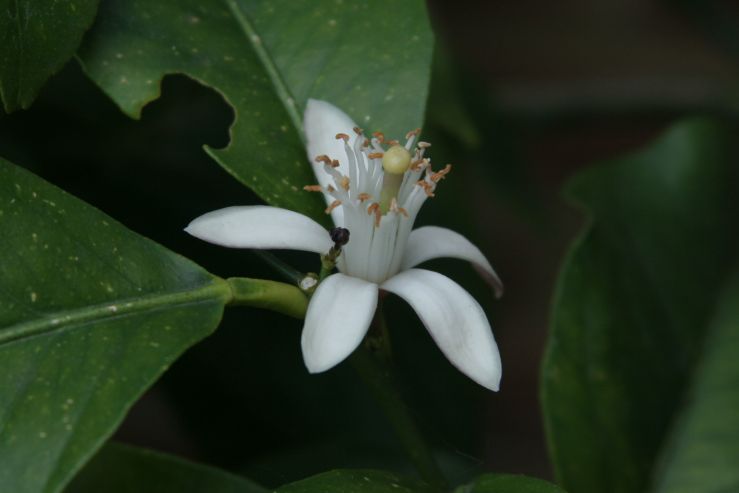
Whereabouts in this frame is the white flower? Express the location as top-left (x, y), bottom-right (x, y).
top-left (185, 99), bottom-right (504, 391)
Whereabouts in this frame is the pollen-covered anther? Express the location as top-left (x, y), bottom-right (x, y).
top-left (335, 133), bottom-right (350, 142)
top-left (389, 198), bottom-right (409, 217)
top-left (363, 138), bottom-right (370, 147)
top-left (315, 155), bottom-right (332, 165)
top-left (358, 193), bottom-right (372, 202)
top-left (430, 164), bottom-right (452, 183)
top-left (410, 158), bottom-right (428, 171)
top-left (387, 139), bottom-right (400, 146)
top-left (353, 126), bottom-right (364, 135)
top-left (366, 202), bottom-right (382, 227)
top-left (372, 131), bottom-right (385, 143)
top-left (405, 128), bottom-right (421, 139)
top-left (326, 184), bottom-right (336, 193)
top-left (417, 180), bottom-right (435, 197)
top-left (368, 152), bottom-right (384, 159)
top-left (330, 159), bottom-right (340, 168)
top-left (303, 185), bottom-right (323, 192)
top-left (340, 176), bottom-right (350, 191)
top-left (325, 199), bottom-right (342, 214)
top-left (417, 141), bottom-right (431, 149)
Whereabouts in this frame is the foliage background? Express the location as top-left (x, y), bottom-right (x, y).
top-left (1, 0), bottom-right (737, 490)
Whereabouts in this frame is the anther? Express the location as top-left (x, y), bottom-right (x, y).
top-left (405, 128), bottom-right (421, 139)
top-left (303, 185), bottom-right (323, 192)
top-left (366, 203), bottom-right (382, 226)
top-left (417, 180), bottom-right (435, 197)
top-left (325, 199), bottom-right (342, 214)
top-left (387, 139), bottom-right (400, 146)
top-left (330, 159), bottom-right (340, 168)
top-left (410, 158), bottom-right (427, 171)
top-left (353, 126), bottom-right (364, 135)
top-left (390, 198), bottom-right (409, 218)
top-left (417, 141), bottom-right (431, 149)
top-left (315, 155), bottom-right (332, 165)
top-left (340, 176), bottom-right (350, 191)
top-left (368, 152), bottom-right (384, 159)
top-left (372, 131), bottom-right (385, 143)
top-left (358, 193), bottom-right (372, 202)
top-left (430, 164), bottom-right (452, 182)
top-left (335, 133), bottom-right (350, 142)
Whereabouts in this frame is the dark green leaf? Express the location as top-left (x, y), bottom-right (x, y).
top-left (542, 119), bottom-right (739, 493)
top-left (275, 470), bottom-right (434, 493)
top-left (651, 271), bottom-right (739, 493)
top-left (66, 442), bottom-right (267, 493)
top-left (455, 474), bottom-right (567, 493)
top-left (0, 157), bottom-right (231, 493)
top-left (0, 0), bottom-right (99, 112)
top-left (78, 0), bottom-right (433, 222)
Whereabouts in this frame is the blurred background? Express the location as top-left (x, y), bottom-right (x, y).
top-left (1, 0), bottom-right (738, 487)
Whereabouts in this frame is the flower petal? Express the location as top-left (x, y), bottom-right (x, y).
top-left (300, 274), bottom-right (379, 373)
top-left (301, 273), bottom-right (379, 373)
top-left (401, 226), bottom-right (504, 298)
top-left (304, 98), bottom-right (358, 226)
top-left (185, 205), bottom-right (332, 254)
top-left (381, 269), bottom-right (501, 391)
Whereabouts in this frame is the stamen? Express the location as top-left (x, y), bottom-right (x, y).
top-left (417, 141), bottom-right (431, 149)
top-left (358, 193), bottom-right (372, 202)
top-left (303, 185), bottom-right (323, 192)
top-left (387, 139), bottom-right (400, 146)
top-left (363, 139), bottom-right (370, 147)
top-left (353, 126), bottom-right (364, 135)
top-left (326, 184), bottom-right (336, 193)
top-left (417, 180), bottom-right (435, 197)
top-left (366, 202), bottom-right (382, 227)
top-left (368, 152), bottom-right (384, 159)
top-left (335, 133), bottom-right (350, 142)
top-left (430, 164), bottom-right (452, 182)
top-left (405, 128), bottom-right (421, 140)
top-left (330, 159), bottom-right (340, 168)
top-left (315, 155), bottom-right (332, 165)
top-left (325, 199), bottom-right (342, 214)
top-left (372, 131), bottom-right (385, 143)
top-left (410, 158), bottom-right (428, 171)
top-left (340, 176), bottom-right (350, 191)
top-left (390, 198), bottom-right (409, 218)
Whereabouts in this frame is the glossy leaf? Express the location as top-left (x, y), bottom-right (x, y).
top-left (455, 474), bottom-right (567, 493)
top-left (0, 157), bottom-right (231, 493)
top-left (66, 442), bottom-right (267, 493)
top-left (78, 0), bottom-right (433, 222)
top-left (0, 0), bottom-right (99, 112)
top-left (542, 119), bottom-right (739, 493)
top-left (275, 470), bottom-right (434, 493)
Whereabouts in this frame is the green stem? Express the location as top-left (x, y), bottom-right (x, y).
top-left (350, 309), bottom-right (447, 490)
top-left (227, 277), bottom-right (307, 319)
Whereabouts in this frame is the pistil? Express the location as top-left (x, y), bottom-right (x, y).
top-left (379, 145), bottom-right (412, 213)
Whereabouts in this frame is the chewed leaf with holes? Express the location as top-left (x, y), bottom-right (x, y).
top-left (78, 0), bottom-right (433, 223)
top-left (0, 157), bottom-right (231, 493)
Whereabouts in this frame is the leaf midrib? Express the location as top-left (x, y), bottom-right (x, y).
top-left (224, 0), bottom-right (304, 140)
top-left (0, 279), bottom-right (231, 345)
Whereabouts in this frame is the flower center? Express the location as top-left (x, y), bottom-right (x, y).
top-left (304, 127), bottom-right (451, 283)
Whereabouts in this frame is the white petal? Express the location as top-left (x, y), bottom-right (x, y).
top-left (301, 273), bottom-right (378, 373)
top-left (185, 206), bottom-right (332, 254)
top-left (381, 269), bottom-right (501, 391)
top-left (401, 226), bottom-right (504, 298)
top-left (304, 99), bottom-right (358, 225)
